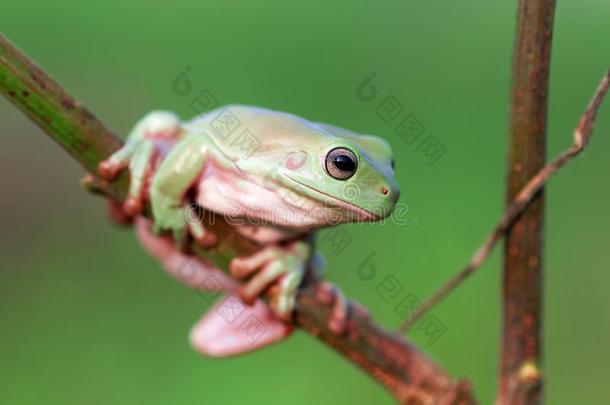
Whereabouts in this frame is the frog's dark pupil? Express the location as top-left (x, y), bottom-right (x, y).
top-left (333, 155), bottom-right (355, 172)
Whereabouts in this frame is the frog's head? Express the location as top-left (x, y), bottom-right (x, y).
top-left (207, 105), bottom-right (400, 229)
top-left (240, 115), bottom-right (400, 228)
top-left (277, 123), bottom-right (400, 225)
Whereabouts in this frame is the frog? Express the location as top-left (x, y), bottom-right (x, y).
top-left (99, 105), bottom-right (399, 356)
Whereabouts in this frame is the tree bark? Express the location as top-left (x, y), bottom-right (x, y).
top-left (499, 1), bottom-right (556, 404)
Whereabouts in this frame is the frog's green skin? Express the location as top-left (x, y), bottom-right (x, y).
top-left (100, 105), bottom-right (399, 325)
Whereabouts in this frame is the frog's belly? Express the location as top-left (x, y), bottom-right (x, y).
top-left (194, 160), bottom-right (321, 238)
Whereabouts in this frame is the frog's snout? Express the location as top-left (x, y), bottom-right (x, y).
top-left (381, 183), bottom-right (400, 205)
top-left (369, 182), bottom-right (399, 220)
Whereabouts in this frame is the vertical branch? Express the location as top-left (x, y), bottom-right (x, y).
top-left (499, 1), bottom-right (556, 404)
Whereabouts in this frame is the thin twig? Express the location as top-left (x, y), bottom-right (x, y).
top-left (0, 34), bottom-right (476, 405)
top-left (399, 71), bottom-right (610, 334)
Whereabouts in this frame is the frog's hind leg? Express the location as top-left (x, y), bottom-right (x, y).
top-left (135, 217), bottom-right (292, 357)
top-left (230, 241), bottom-right (311, 321)
top-left (190, 296), bottom-right (293, 357)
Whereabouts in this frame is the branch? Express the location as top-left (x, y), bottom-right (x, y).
top-left (500, 1), bottom-right (555, 402)
top-left (0, 34), bottom-right (476, 405)
top-left (399, 70), bottom-right (610, 334)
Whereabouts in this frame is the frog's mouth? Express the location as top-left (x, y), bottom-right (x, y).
top-left (285, 175), bottom-right (381, 222)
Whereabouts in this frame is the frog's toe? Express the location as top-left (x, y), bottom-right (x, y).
top-left (150, 206), bottom-right (191, 249)
top-left (124, 140), bottom-right (155, 216)
top-left (185, 204), bottom-right (218, 247)
top-left (123, 196), bottom-right (143, 216)
top-left (230, 243), bottom-right (309, 320)
top-left (98, 158), bottom-right (125, 181)
top-left (98, 141), bottom-right (142, 181)
top-left (316, 281), bottom-right (349, 335)
top-left (239, 260), bottom-right (305, 321)
top-left (229, 246), bottom-right (282, 279)
top-left (238, 261), bottom-right (286, 305)
top-left (189, 223), bottom-right (218, 248)
top-left (106, 199), bottom-right (133, 226)
top-left (272, 270), bottom-right (303, 321)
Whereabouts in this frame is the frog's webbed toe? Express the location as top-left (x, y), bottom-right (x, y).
top-left (230, 242), bottom-right (310, 321)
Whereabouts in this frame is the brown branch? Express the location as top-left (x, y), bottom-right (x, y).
top-left (0, 34), bottom-right (476, 404)
top-left (500, 1), bottom-right (555, 402)
top-left (398, 70), bottom-right (610, 334)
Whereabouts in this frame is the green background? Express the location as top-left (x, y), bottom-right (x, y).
top-left (1, 1), bottom-right (609, 404)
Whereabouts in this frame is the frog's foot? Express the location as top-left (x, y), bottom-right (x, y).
top-left (99, 139), bottom-right (158, 217)
top-left (98, 156), bottom-right (127, 181)
top-left (229, 243), bottom-right (309, 321)
top-left (314, 282), bottom-right (371, 335)
top-left (151, 202), bottom-right (217, 252)
top-left (98, 111), bottom-right (182, 217)
top-left (190, 297), bottom-right (293, 357)
top-left (315, 281), bottom-right (350, 335)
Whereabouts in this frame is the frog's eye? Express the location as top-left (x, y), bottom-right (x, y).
top-left (325, 147), bottom-right (358, 180)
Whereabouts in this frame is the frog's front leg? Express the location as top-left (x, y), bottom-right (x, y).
top-left (149, 133), bottom-right (216, 249)
top-left (98, 111), bottom-right (182, 215)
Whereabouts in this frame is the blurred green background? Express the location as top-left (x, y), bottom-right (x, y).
top-left (1, 1), bottom-right (609, 404)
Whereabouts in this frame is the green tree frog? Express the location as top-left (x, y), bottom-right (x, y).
top-left (99, 105), bottom-right (399, 356)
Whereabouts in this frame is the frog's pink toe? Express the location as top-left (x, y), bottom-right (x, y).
top-left (107, 200), bottom-right (133, 226)
top-left (190, 296), bottom-right (293, 357)
top-left (315, 281), bottom-right (335, 305)
top-left (123, 197), bottom-right (142, 216)
top-left (98, 160), bottom-right (122, 180)
top-left (316, 281), bottom-right (349, 335)
top-left (192, 230), bottom-right (218, 248)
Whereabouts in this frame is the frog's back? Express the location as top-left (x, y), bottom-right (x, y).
top-left (186, 104), bottom-right (334, 157)
top-left (185, 104), bottom-right (394, 177)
